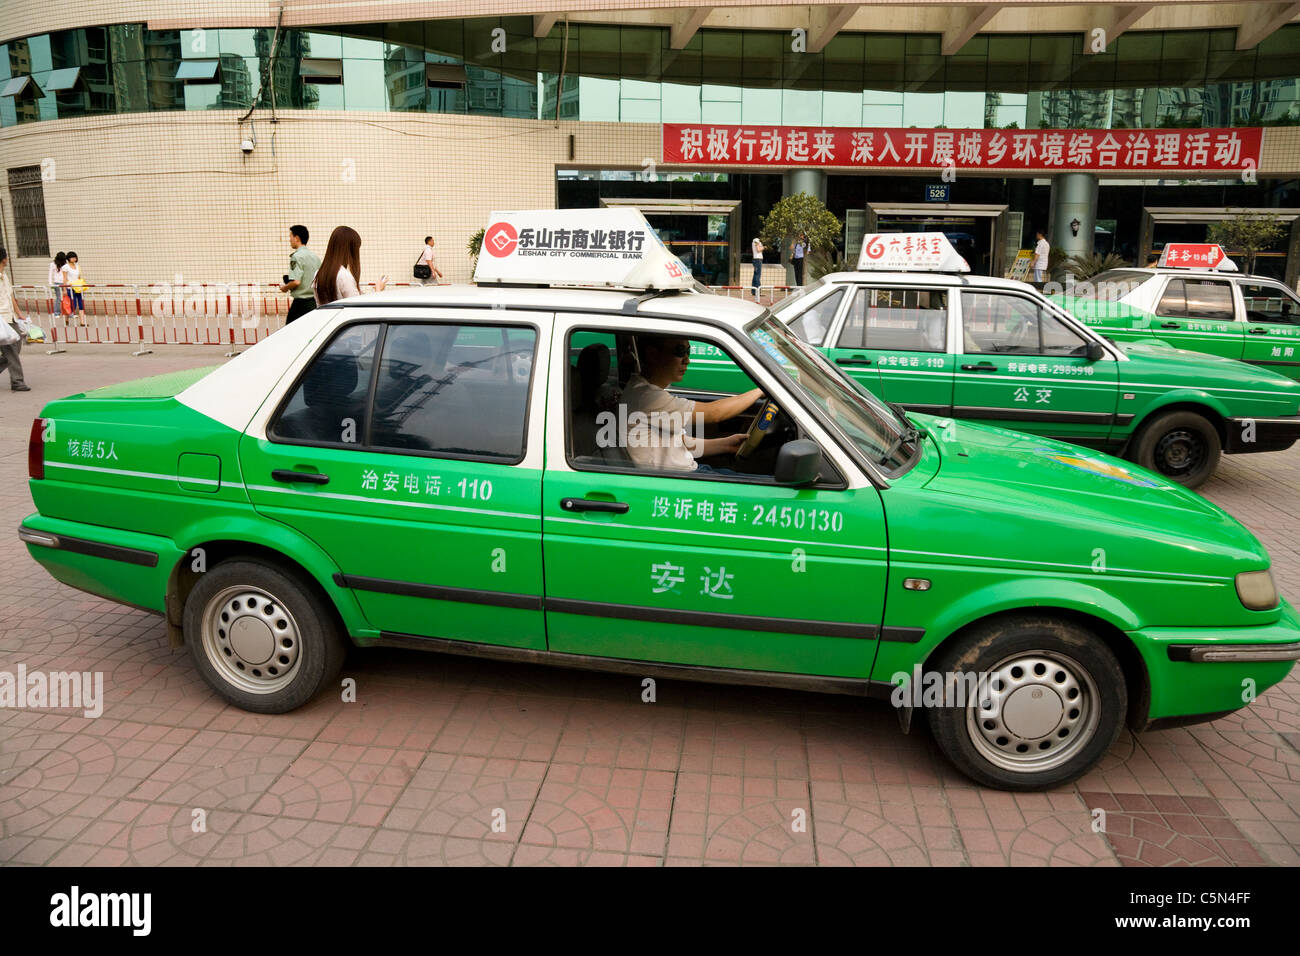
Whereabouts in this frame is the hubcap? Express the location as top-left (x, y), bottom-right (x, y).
top-left (965, 651), bottom-right (1100, 774)
top-left (200, 586), bottom-right (302, 694)
top-left (1154, 428), bottom-right (1204, 476)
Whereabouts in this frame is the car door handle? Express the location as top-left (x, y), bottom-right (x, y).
top-left (1248, 327), bottom-right (1269, 334)
top-left (272, 469), bottom-right (329, 485)
top-left (961, 364), bottom-right (997, 372)
top-left (1160, 322), bottom-right (1181, 329)
top-left (561, 497), bottom-right (629, 514)
top-left (835, 355), bottom-right (873, 366)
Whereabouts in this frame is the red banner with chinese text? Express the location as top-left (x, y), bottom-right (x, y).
top-left (662, 124), bottom-right (1262, 173)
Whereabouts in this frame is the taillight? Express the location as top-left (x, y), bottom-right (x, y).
top-left (28, 418), bottom-right (45, 479)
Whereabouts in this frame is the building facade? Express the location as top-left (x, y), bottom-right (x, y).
top-left (2, 2), bottom-right (1298, 291)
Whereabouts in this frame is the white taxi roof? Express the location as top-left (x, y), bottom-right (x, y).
top-left (814, 271), bottom-right (1032, 292)
top-left (333, 282), bottom-right (766, 329)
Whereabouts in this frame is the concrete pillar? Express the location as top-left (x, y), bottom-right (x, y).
top-left (779, 169), bottom-right (827, 285)
top-left (1047, 172), bottom-right (1098, 277)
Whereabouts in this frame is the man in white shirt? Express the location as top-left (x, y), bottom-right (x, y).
top-left (417, 236), bottom-right (442, 286)
top-left (751, 237), bottom-right (764, 298)
top-left (1033, 230), bottom-right (1050, 283)
top-left (623, 336), bottom-right (760, 473)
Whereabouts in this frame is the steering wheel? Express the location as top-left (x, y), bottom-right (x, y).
top-left (736, 396), bottom-right (783, 459)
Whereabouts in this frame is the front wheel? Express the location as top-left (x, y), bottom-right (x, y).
top-left (183, 558), bottom-right (347, 713)
top-left (927, 615), bottom-right (1127, 791)
top-left (1130, 410), bottom-right (1221, 488)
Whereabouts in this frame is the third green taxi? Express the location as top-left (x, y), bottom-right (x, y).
top-left (18, 209), bottom-right (1300, 791)
top-left (683, 234), bottom-right (1300, 489)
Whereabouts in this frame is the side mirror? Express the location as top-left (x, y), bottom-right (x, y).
top-left (774, 439), bottom-right (822, 486)
top-left (1085, 341), bottom-right (1105, 362)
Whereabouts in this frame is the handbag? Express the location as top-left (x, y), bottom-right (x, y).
top-left (413, 249), bottom-right (432, 280)
top-left (0, 321), bottom-right (18, 347)
top-left (60, 291), bottom-right (72, 316)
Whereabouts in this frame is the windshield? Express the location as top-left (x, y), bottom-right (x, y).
top-left (770, 281), bottom-right (820, 316)
top-left (746, 315), bottom-right (919, 472)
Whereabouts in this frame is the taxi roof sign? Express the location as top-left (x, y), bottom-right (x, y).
top-left (857, 233), bottom-right (970, 273)
top-left (473, 208), bottom-right (694, 291)
top-left (1156, 243), bottom-right (1238, 271)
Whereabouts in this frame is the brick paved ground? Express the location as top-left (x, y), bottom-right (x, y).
top-left (1, 345), bottom-right (1297, 866)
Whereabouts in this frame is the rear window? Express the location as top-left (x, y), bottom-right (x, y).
top-left (838, 287), bottom-right (947, 352)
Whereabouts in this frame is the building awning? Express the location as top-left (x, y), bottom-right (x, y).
top-left (0, 76), bottom-right (43, 100)
top-left (300, 58), bottom-right (343, 84)
top-left (425, 63), bottom-right (467, 90)
top-left (44, 67), bottom-right (84, 92)
top-left (175, 59), bottom-right (221, 83)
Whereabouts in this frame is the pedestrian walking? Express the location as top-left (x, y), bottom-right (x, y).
top-left (0, 247), bottom-right (32, 392)
top-left (751, 236), bottom-right (764, 298)
top-left (60, 251), bottom-right (87, 325)
top-left (415, 236), bottom-right (442, 286)
top-left (280, 224), bottom-right (321, 324)
top-left (1033, 229), bottom-right (1050, 283)
top-left (791, 233), bottom-right (807, 286)
top-left (48, 251), bottom-right (66, 321)
top-left (313, 226), bottom-right (387, 306)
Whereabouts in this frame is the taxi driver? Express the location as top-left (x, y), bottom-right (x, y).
top-left (621, 335), bottom-right (762, 472)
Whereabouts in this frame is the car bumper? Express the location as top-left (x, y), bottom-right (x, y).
top-left (18, 515), bottom-right (183, 615)
top-left (1225, 415), bottom-right (1300, 454)
top-left (1130, 599), bottom-right (1300, 722)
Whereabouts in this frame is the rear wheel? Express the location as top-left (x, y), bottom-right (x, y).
top-left (183, 558), bottom-right (346, 713)
top-left (927, 615), bottom-right (1126, 791)
top-left (1131, 410), bottom-right (1221, 488)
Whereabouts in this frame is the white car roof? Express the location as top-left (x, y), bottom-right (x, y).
top-left (817, 271), bottom-right (1038, 292)
top-left (1104, 267), bottom-right (1275, 281)
top-left (334, 283), bottom-right (767, 328)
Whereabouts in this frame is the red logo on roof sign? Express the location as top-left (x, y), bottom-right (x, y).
top-left (485, 221), bottom-right (519, 258)
top-left (1157, 243), bottom-right (1231, 269)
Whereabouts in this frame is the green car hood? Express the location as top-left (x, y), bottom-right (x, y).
top-left (908, 413), bottom-right (1269, 564)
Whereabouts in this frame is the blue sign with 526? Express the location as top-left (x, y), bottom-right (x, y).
top-left (924, 184), bottom-right (951, 202)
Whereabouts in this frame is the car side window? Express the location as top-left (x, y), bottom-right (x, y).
top-left (961, 292), bottom-right (1087, 356)
top-left (370, 323), bottom-right (537, 461)
top-left (1155, 278), bottom-right (1188, 317)
top-left (786, 288), bottom-right (844, 346)
top-left (271, 323), bottom-right (380, 444)
top-left (565, 327), bottom-right (840, 486)
top-left (1181, 279), bottom-right (1235, 321)
top-left (838, 287), bottom-right (947, 352)
top-left (1238, 281), bottom-right (1300, 326)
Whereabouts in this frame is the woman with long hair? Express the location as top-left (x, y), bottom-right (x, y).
top-left (313, 226), bottom-right (387, 306)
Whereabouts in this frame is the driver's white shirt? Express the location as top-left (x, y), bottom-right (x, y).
top-left (622, 373), bottom-right (698, 472)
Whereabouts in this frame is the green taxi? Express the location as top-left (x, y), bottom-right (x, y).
top-left (18, 210), bottom-right (1300, 791)
top-left (1053, 245), bottom-right (1300, 383)
top-left (680, 235), bottom-right (1300, 489)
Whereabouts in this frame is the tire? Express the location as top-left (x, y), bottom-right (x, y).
top-left (927, 615), bottom-right (1126, 791)
top-left (1130, 410), bottom-right (1221, 489)
top-left (183, 558), bottom-right (346, 713)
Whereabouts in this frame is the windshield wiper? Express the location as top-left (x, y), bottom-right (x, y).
top-left (880, 425), bottom-right (921, 465)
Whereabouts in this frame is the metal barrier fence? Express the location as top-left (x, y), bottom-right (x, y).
top-left (12, 281), bottom-right (788, 356)
top-left (14, 282), bottom-right (426, 355)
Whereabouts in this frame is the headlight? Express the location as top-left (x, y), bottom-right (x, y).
top-left (1235, 570), bottom-right (1278, 611)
